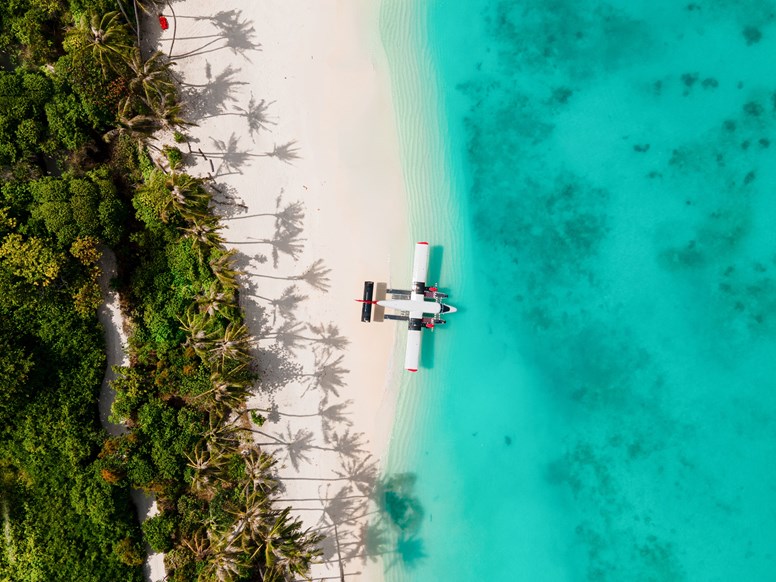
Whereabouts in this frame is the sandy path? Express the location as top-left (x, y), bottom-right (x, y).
top-left (97, 249), bottom-right (166, 582)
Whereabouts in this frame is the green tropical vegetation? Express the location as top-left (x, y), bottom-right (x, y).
top-left (0, 1), bottom-right (323, 580)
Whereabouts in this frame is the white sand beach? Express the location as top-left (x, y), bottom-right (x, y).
top-left (150, 1), bottom-right (410, 579)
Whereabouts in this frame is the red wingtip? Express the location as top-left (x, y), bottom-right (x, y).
top-left (406, 368), bottom-right (418, 372)
top-left (418, 241), bottom-right (429, 245)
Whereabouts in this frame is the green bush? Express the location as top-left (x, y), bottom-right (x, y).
top-left (142, 512), bottom-right (177, 553)
top-left (133, 169), bottom-right (169, 229)
top-left (15, 118), bottom-right (44, 155)
top-left (0, 232), bottom-right (65, 286)
top-left (29, 171), bottom-right (127, 247)
top-left (0, 327), bottom-right (34, 425)
top-left (1, 180), bottom-right (32, 212)
top-left (4, 6), bottom-right (60, 64)
top-left (45, 92), bottom-right (91, 151)
top-left (109, 134), bottom-right (143, 183)
top-left (88, 166), bottom-right (127, 244)
top-left (114, 537), bottom-right (145, 567)
top-left (70, 178), bottom-right (101, 233)
top-left (164, 146), bottom-right (184, 170)
top-left (126, 455), bottom-right (155, 487)
top-left (69, 464), bottom-right (118, 528)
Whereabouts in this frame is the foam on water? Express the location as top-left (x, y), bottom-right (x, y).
top-left (379, 1), bottom-right (776, 580)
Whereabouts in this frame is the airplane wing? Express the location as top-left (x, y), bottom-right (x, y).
top-left (404, 242), bottom-right (429, 372)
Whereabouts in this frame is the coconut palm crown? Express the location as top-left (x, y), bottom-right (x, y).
top-left (65, 11), bottom-right (132, 74)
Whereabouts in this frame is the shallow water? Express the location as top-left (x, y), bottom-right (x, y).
top-left (380, 1), bottom-right (776, 580)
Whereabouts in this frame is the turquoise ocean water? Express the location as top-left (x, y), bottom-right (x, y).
top-left (379, 1), bottom-right (776, 580)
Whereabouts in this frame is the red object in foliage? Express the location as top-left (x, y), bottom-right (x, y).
top-left (158, 15), bottom-right (169, 31)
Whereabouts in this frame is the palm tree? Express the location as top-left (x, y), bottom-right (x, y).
top-left (242, 448), bottom-right (279, 495)
top-left (227, 486), bottom-right (273, 543)
top-left (197, 281), bottom-right (235, 319)
top-left (179, 304), bottom-right (217, 359)
top-left (160, 171), bottom-right (211, 222)
top-left (103, 98), bottom-right (160, 148)
top-left (66, 11), bottom-right (132, 74)
top-left (124, 48), bottom-right (177, 110)
top-left (152, 93), bottom-right (193, 131)
top-left (185, 442), bottom-right (232, 496)
top-left (257, 508), bottom-right (323, 581)
top-left (202, 415), bottom-right (242, 450)
top-left (182, 214), bottom-right (225, 258)
top-left (181, 528), bottom-right (211, 561)
top-left (134, 0), bottom-right (166, 15)
top-left (192, 370), bottom-right (250, 411)
top-left (208, 321), bottom-right (253, 367)
top-left (200, 541), bottom-right (246, 582)
top-left (209, 249), bottom-right (242, 290)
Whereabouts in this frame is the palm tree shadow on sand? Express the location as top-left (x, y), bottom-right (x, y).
top-left (205, 180), bottom-right (248, 217)
top-left (253, 343), bottom-right (303, 393)
top-left (224, 192), bottom-right (307, 267)
top-left (200, 134), bottom-right (302, 177)
top-left (245, 258), bottom-right (332, 294)
top-left (168, 9), bottom-right (262, 61)
top-left (179, 62), bottom-right (247, 119)
top-left (196, 10), bottom-right (262, 59)
top-left (221, 190), bottom-right (305, 228)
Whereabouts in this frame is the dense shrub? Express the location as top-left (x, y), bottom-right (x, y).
top-left (0, 1), bottom-right (62, 64)
top-left (0, 7), bottom-right (142, 580)
top-left (45, 92), bottom-right (91, 151)
top-left (30, 170), bottom-right (127, 248)
top-left (142, 512), bottom-right (177, 553)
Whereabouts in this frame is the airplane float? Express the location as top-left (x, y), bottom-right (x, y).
top-left (357, 242), bottom-right (457, 372)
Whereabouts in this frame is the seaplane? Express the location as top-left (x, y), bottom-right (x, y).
top-left (357, 242), bottom-right (457, 372)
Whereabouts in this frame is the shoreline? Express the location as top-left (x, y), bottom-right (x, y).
top-left (154, 1), bottom-right (412, 579)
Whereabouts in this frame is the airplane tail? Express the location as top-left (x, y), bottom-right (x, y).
top-left (360, 281), bottom-right (375, 322)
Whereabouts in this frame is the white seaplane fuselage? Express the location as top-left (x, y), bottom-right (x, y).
top-left (377, 299), bottom-right (448, 314)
